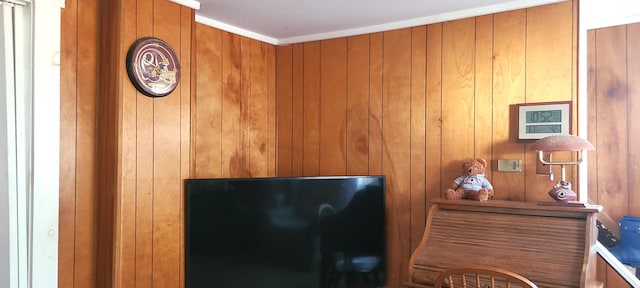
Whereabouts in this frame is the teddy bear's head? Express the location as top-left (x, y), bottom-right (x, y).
top-left (462, 158), bottom-right (488, 176)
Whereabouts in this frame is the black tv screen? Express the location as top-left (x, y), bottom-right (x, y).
top-left (185, 176), bottom-right (386, 288)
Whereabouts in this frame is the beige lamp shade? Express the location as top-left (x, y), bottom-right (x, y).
top-left (530, 134), bottom-right (595, 152)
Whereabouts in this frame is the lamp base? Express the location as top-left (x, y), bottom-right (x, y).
top-left (547, 180), bottom-right (577, 201)
top-left (537, 180), bottom-right (585, 207)
top-left (537, 200), bottom-right (587, 207)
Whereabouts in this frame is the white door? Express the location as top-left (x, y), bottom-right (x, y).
top-left (1, 0), bottom-right (61, 287)
top-left (1, 1), bottom-right (31, 287)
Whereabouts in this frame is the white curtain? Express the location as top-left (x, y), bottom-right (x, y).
top-left (0, 1), bottom-right (31, 287)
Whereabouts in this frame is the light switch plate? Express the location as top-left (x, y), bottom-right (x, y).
top-left (497, 159), bottom-right (521, 172)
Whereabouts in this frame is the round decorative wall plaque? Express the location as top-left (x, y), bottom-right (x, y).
top-left (126, 37), bottom-right (180, 97)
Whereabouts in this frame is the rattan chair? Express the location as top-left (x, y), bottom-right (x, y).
top-left (434, 265), bottom-right (539, 288)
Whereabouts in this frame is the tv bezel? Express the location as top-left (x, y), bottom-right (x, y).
top-left (184, 175), bottom-right (387, 288)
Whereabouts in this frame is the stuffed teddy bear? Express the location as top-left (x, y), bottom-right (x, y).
top-left (445, 158), bottom-right (494, 201)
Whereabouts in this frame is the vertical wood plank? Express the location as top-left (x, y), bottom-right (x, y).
top-left (587, 29), bottom-right (598, 204)
top-left (59, 0), bottom-right (78, 286)
top-left (248, 41), bottom-right (271, 177)
top-left (268, 44), bottom-right (277, 177)
top-left (426, 23), bottom-right (443, 201)
top-left (369, 33), bottom-right (384, 176)
top-left (132, 0), bottom-right (153, 286)
top-left (221, 32), bottom-right (243, 177)
top-left (474, 15), bottom-right (494, 175)
top-left (303, 41), bottom-right (321, 176)
top-left (152, 1), bottom-right (182, 286)
top-left (119, 0), bottom-right (139, 285)
top-left (524, 2), bottom-right (574, 202)
top-left (382, 28), bottom-right (412, 287)
top-left (276, 45), bottom-right (293, 176)
top-left (320, 38), bottom-right (347, 175)
top-left (194, 24), bottom-right (222, 178)
top-left (441, 18), bottom-right (476, 189)
top-left (525, 2), bottom-right (573, 102)
top-left (292, 43), bottom-right (305, 176)
top-left (595, 26), bottom-right (629, 222)
top-left (347, 35), bottom-right (370, 176)
top-left (596, 255), bottom-right (607, 285)
top-left (409, 26), bottom-right (426, 251)
top-left (240, 36), bottom-right (253, 177)
top-left (179, 7), bottom-right (193, 287)
top-left (571, 1), bottom-right (579, 188)
top-left (95, 0), bottom-right (123, 285)
top-left (76, 0), bottom-right (99, 285)
top-left (627, 23), bottom-right (640, 216)
top-left (492, 10), bottom-right (526, 200)
top-left (606, 265), bottom-right (633, 288)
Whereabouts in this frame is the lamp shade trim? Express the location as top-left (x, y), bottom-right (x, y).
top-left (530, 134), bottom-right (595, 152)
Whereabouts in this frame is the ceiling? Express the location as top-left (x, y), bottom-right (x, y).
top-left (179, 0), bottom-right (565, 45)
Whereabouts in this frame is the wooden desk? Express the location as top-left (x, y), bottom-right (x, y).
top-left (405, 199), bottom-right (603, 288)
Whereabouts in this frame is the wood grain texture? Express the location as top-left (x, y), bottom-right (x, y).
top-left (276, 45), bottom-right (293, 176)
top-left (152, 2), bottom-right (183, 287)
top-left (268, 44), bottom-right (277, 177)
top-left (240, 37), bottom-right (253, 177)
top-left (369, 33), bottom-right (384, 176)
top-left (382, 28), bottom-right (412, 288)
top-left (303, 41), bottom-right (321, 176)
top-left (474, 15), bottom-right (494, 175)
top-left (248, 41), bottom-right (272, 177)
top-left (118, 0), bottom-right (139, 285)
top-left (595, 254), bottom-right (635, 288)
top-left (320, 38), bottom-right (348, 175)
top-left (194, 24), bottom-right (222, 178)
top-left (425, 24), bottom-right (443, 202)
top-left (347, 35), bottom-right (370, 176)
top-left (221, 32), bottom-right (243, 177)
top-left (76, 0), bottom-right (100, 285)
top-left (491, 10), bottom-right (526, 200)
top-left (407, 200), bottom-right (602, 288)
top-left (292, 43), bottom-right (304, 176)
top-left (95, 0), bottom-right (122, 286)
top-left (587, 22), bottom-right (640, 288)
top-left (179, 8), bottom-right (194, 287)
top-left (410, 26), bottom-right (427, 252)
top-left (59, 0), bottom-right (79, 286)
top-left (57, 0), bottom-right (635, 287)
top-left (627, 23), bottom-right (640, 217)
top-left (587, 29), bottom-right (598, 205)
top-left (75, 0), bottom-right (99, 282)
top-left (524, 1), bottom-right (575, 202)
top-left (271, 3), bottom-right (586, 287)
top-left (441, 18), bottom-right (476, 188)
top-left (606, 265), bottom-right (633, 288)
top-left (596, 255), bottom-right (606, 285)
top-left (593, 25), bottom-right (629, 222)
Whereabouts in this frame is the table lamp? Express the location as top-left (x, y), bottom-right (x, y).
top-left (530, 134), bottom-right (595, 205)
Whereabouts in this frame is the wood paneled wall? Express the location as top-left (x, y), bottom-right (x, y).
top-left (59, 0), bottom-right (637, 287)
top-left (192, 24), bottom-right (277, 178)
top-left (587, 23), bottom-right (640, 287)
top-left (275, 1), bottom-right (577, 286)
top-left (60, 0), bottom-right (193, 287)
top-left (60, 0), bottom-right (99, 286)
top-left (587, 23), bottom-right (640, 221)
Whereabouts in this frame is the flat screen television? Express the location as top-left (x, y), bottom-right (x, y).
top-left (185, 176), bottom-right (386, 288)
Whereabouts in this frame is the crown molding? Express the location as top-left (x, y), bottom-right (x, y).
top-left (195, 15), bottom-right (279, 45)
top-left (169, 0), bottom-right (200, 10)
